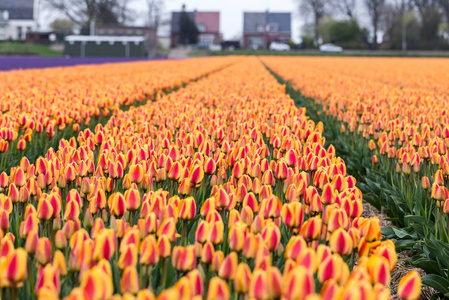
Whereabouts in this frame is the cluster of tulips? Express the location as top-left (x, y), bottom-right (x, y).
top-left (0, 57), bottom-right (236, 158)
top-left (263, 56), bottom-right (449, 242)
top-left (0, 57), bottom-right (421, 299)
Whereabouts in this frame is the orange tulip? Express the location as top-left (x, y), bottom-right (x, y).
top-left (397, 270), bottom-right (422, 300)
top-left (121, 266), bottom-right (140, 294)
top-left (207, 277), bottom-right (230, 300)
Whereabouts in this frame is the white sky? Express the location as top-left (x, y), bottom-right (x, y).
top-left (38, 0), bottom-right (372, 43)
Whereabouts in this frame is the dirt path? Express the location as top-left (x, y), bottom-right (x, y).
top-left (362, 200), bottom-right (436, 299)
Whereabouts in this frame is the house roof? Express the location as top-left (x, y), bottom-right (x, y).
top-left (65, 35), bottom-right (145, 43)
top-left (194, 12), bottom-right (219, 33)
top-left (0, 0), bottom-right (34, 20)
top-left (171, 11), bottom-right (220, 34)
top-left (243, 12), bottom-right (291, 34)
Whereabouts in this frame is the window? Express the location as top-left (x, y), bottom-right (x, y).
top-left (197, 23), bottom-right (206, 32)
top-left (249, 37), bottom-right (263, 46)
top-left (256, 24), bottom-right (264, 32)
top-left (0, 27), bottom-right (5, 38)
top-left (98, 29), bottom-right (105, 35)
top-left (136, 30), bottom-right (143, 35)
top-left (0, 10), bottom-right (8, 21)
top-left (108, 29), bottom-right (114, 35)
top-left (127, 29), bottom-right (133, 35)
top-left (17, 26), bottom-right (23, 39)
top-left (266, 23), bottom-right (278, 32)
top-left (26, 27), bottom-right (32, 33)
top-left (117, 29), bottom-right (124, 35)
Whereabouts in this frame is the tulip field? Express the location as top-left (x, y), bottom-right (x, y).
top-left (0, 56), bottom-right (427, 300)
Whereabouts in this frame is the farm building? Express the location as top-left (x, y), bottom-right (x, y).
top-left (64, 35), bottom-right (146, 58)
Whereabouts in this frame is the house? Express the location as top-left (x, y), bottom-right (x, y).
top-left (95, 26), bottom-right (157, 55)
top-left (170, 10), bottom-right (221, 48)
top-left (0, 0), bottom-right (38, 41)
top-left (243, 11), bottom-right (291, 49)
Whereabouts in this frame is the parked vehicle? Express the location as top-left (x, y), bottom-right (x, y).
top-left (209, 44), bottom-right (222, 51)
top-left (269, 42), bottom-right (291, 51)
top-left (319, 43), bottom-right (343, 53)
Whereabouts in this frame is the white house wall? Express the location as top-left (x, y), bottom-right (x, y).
top-left (0, 19), bottom-right (37, 41)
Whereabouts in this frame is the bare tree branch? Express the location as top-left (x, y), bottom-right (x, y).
top-left (298, 0), bottom-right (326, 44)
top-left (330, 0), bottom-right (356, 19)
top-left (365, 0), bottom-right (386, 48)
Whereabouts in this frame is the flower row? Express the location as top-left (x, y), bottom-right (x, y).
top-left (0, 57), bottom-right (420, 299)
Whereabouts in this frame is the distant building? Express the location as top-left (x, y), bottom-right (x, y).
top-left (170, 10), bottom-right (221, 48)
top-left (95, 26), bottom-right (156, 55)
top-left (243, 11), bottom-right (291, 49)
top-left (26, 31), bottom-right (55, 44)
top-left (64, 35), bottom-right (146, 58)
top-left (0, 0), bottom-right (38, 40)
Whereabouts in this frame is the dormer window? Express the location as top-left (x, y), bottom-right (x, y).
top-left (266, 23), bottom-right (278, 32)
top-left (256, 24), bottom-right (264, 32)
top-left (0, 10), bottom-right (9, 20)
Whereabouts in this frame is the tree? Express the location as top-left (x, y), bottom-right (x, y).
top-left (317, 15), bottom-right (335, 43)
top-left (382, 2), bottom-right (420, 50)
top-left (329, 19), bottom-right (363, 43)
top-left (411, 0), bottom-right (442, 44)
top-left (298, 0), bottom-right (326, 44)
top-left (438, 0), bottom-right (449, 32)
top-left (364, 0), bottom-right (386, 49)
top-left (330, 0), bottom-right (356, 19)
top-left (179, 6), bottom-right (199, 45)
top-left (147, 0), bottom-right (165, 33)
top-left (50, 19), bottom-right (75, 35)
top-left (44, 0), bottom-right (132, 32)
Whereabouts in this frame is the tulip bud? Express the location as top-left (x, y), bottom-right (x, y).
top-left (4, 248), bottom-right (28, 283)
top-left (421, 176), bottom-right (430, 190)
top-left (261, 223), bottom-right (281, 252)
top-left (36, 237), bottom-right (52, 265)
top-left (55, 230), bottom-right (67, 249)
top-left (118, 244), bottom-right (138, 269)
top-left (64, 199), bottom-right (80, 221)
top-left (201, 241), bottom-right (215, 264)
top-left (178, 197), bottom-right (197, 220)
top-left (128, 164), bottom-right (144, 184)
top-left (300, 217), bottom-right (322, 241)
top-left (329, 229), bottom-right (353, 256)
top-left (25, 230), bottom-right (39, 254)
top-left (211, 251), bottom-right (224, 272)
top-left (53, 250), bottom-right (67, 276)
top-left (121, 266), bottom-right (140, 294)
top-left (109, 192), bottom-right (126, 217)
top-left (139, 235), bottom-right (159, 266)
top-left (218, 251), bottom-right (238, 280)
top-left (398, 270), bottom-right (422, 300)
top-left (283, 266), bottom-right (314, 300)
top-left (207, 277), bottom-right (230, 300)
top-left (367, 255), bottom-right (391, 286)
top-left (124, 188), bottom-right (141, 211)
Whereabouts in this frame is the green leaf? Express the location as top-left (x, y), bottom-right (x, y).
top-left (422, 274), bottom-right (449, 294)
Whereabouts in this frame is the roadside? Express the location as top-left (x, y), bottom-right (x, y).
top-left (0, 42), bottom-right (63, 57)
top-left (192, 49), bottom-right (449, 58)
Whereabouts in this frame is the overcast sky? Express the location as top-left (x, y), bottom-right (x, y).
top-left (39, 0), bottom-right (371, 43)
